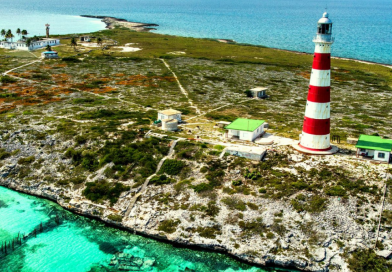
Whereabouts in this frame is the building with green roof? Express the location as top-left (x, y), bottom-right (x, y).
top-left (225, 118), bottom-right (266, 141)
top-left (355, 134), bottom-right (392, 162)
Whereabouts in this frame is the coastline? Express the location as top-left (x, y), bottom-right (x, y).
top-left (81, 15), bottom-right (159, 32)
top-left (81, 15), bottom-right (392, 68)
top-left (0, 184), bottom-right (298, 272)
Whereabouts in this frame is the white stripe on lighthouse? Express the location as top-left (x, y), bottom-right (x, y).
top-left (301, 132), bottom-right (330, 149)
top-left (314, 43), bottom-right (332, 54)
top-left (304, 101), bottom-right (330, 119)
top-left (310, 69), bottom-right (331, 87)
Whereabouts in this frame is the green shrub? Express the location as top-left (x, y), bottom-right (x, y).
top-left (62, 57), bottom-right (81, 62)
top-left (221, 197), bottom-right (247, 211)
top-left (348, 249), bottom-right (392, 271)
top-left (150, 174), bottom-right (175, 185)
top-left (0, 76), bottom-right (17, 84)
top-left (0, 149), bottom-right (11, 160)
top-left (200, 166), bottom-right (208, 173)
top-left (247, 202), bottom-right (259, 210)
top-left (206, 201), bottom-right (220, 217)
top-left (174, 179), bottom-right (191, 192)
top-left (325, 185), bottom-right (346, 197)
top-left (158, 219), bottom-right (180, 234)
top-left (232, 180), bottom-right (243, 186)
top-left (266, 232), bottom-right (275, 239)
top-left (108, 214), bottom-right (123, 222)
top-left (82, 180), bottom-right (130, 205)
top-left (259, 188), bottom-right (267, 194)
top-left (17, 156), bottom-right (35, 165)
top-left (238, 218), bottom-right (265, 236)
top-left (196, 225), bottom-right (221, 239)
top-left (192, 182), bottom-right (212, 193)
top-left (159, 159), bottom-right (185, 176)
top-left (291, 194), bottom-right (328, 213)
top-left (214, 145), bottom-right (225, 151)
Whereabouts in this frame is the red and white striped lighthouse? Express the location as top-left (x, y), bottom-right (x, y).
top-left (296, 12), bottom-right (338, 154)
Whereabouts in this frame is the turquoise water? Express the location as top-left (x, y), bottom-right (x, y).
top-left (0, 186), bottom-right (293, 272)
top-left (0, 0), bottom-right (391, 64)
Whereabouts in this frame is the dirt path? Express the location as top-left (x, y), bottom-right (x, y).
top-left (2, 60), bottom-right (42, 76)
top-left (124, 139), bottom-right (180, 217)
top-left (159, 59), bottom-right (201, 114)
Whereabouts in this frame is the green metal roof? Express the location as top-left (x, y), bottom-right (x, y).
top-left (355, 134), bottom-right (392, 152)
top-left (225, 118), bottom-right (265, 132)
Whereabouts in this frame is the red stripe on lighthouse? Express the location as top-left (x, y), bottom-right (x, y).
top-left (312, 53), bottom-right (331, 70)
top-left (302, 117), bottom-right (330, 135)
top-left (307, 86), bottom-right (330, 103)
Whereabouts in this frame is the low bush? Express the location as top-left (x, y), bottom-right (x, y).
top-left (159, 159), bottom-right (185, 176)
top-left (232, 180), bottom-right (242, 186)
top-left (196, 225), bottom-right (222, 239)
top-left (108, 214), bottom-right (123, 222)
top-left (348, 249), bottom-right (392, 271)
top-left (0, 149), bottom-right (11, 160)
top-left (18, 156), bottom-right (35, 165)
top-left (158, 219), bottom-right (180, 234)
top-left (82, 180), bottom-right (130, 205)
top-left (221, 197), bottom-right (247, 211)
top-left (150, 174), bottom-right (175, 185)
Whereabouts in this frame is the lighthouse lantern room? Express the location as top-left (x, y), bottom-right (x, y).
top-left (293, 12), bottom-right (338, 155)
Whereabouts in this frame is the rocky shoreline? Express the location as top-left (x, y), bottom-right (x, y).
top-left (81, 15), bottom-right (159, 32)
top-left (0, 182), bottom-right (300, 272)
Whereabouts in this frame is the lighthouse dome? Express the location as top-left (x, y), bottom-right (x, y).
top-left (318, 12), bottom-right (332, 24)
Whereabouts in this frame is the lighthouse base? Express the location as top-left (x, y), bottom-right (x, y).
top-left (292, 143), bottom-right (339, 155)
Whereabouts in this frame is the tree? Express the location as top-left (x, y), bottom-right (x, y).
top-left (46, 45), bottom-right (52, 51)
top-left (0, 29), bottom-right (5, 40)
top-left (5, 30), bottom-right (14, 42)
top-left (21, 30), bottom-right (28, 37)
top-left (26, 38), bottom-right (32, 48)
top-left (16, 28), bottom-right (21, 39)
top-left (70, 37), bottom-right (77, 51)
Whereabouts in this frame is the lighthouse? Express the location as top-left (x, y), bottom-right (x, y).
top-left (293, 12), bottom-right (338, 154)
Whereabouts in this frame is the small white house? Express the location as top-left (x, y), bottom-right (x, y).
top-left (249, 87), bottom-right (268, 98)
top-left (0, 38), bottom-right (60, 51)
top-left (158, 109), bottom-right (182, 123)
top-left (225, 118), bottom-right (266, 141)
top-left (41, 51), bottom-right (59, 59)
top-left (356, 134), bottom-right (392, 163)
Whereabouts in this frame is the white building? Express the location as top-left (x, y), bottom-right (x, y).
top-left (356, 134), bottom-right (392, 163)
top-left (249, 87), bottom-right (268, 98)
top-left (225, 118), bottom-right (267, 141)
top-left (158, 109), bottom-right (182, 122)
top-left (0, 38), bottom-right (60, 51)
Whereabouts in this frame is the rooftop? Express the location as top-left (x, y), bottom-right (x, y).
top-left (250, 87), bottom-right (268, 92)
top-left (225, 118), bottom-right (265, 132)
top-left (355, 135), bottom-right (392, 152)
top-left (159, 109), bottom-right (182, 116)
top-left (43, 51), bottom-right (58, 54)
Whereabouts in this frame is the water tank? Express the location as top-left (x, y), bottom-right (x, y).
top-left (162, 119), bottom-right (178, 131)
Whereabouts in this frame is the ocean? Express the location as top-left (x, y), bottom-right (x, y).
top-left (0, 186), bottom-right (294, 272)
top-left (0, 0), bottom-right (391, 64)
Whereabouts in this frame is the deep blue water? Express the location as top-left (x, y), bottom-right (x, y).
top-left (0, 0), bottom-right (391, 64)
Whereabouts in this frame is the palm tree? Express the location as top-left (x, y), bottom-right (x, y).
top-left (26, 38), bottom-right (32, 49)
top-left (21, 30), bottom-right (28, 37)
top-left (16, 28), bottom-right (21, 39)
top-left (70, 37), bottom-right (77, 51)
top-left (46, 45), bottom-right (52, 51)
top-left (1, 29), bottom-right (5, 40)
top-left (6, 30), bottom-right (14, 42)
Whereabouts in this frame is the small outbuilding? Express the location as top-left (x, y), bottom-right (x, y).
top-left (162, 119), bottom-right (178, 132)
top-left (355, 134), bottom-right (392, 163)
top-left (80, 36), bottom-right (91, 42)
top-left (41, 51), bottom-right (59, 59)
top-left (225, 118), bottom-right (266, 141)
top-left (158, 109), bottom-right (182, 123)
top-left (248, 87), bottom-right (268, 98)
